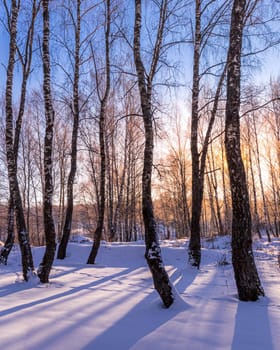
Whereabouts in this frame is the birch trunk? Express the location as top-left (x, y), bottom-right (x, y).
top-left (1, 0), bottom-right (38, 264)
top-left (4, 0), bottom-right (35, 280)
top-left (225, 0), bottom-right (264, 301)
top-left (0, 199), bottom-right (14, 264)
top-left (37, 0), bottom-right (56, 283)
top-left (189, 0), bottom-right (227, 267)
top-left (209, 143), bottom-right (224, 235)
top-left (87, 0), bottom-right (111, 264)
top-left (268, 148), bottom-right (279, 237)
top-left (57, 0), bottom-right (81, 260)
top-left (133, 0), bottom-right (173, 307)
top-left (246, 116), bottom-right (262, 239)
top-left (189, 0), bottom-right (202, 267)
top-left (87, 103), bottom-right (107, 263)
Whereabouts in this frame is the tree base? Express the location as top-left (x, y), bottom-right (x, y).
top-left (233, 249), bottom-right (264, 301)
top-left (145, 244), bottom-right (174, 308)
top-left (188, 247), bottom-right (201, 269)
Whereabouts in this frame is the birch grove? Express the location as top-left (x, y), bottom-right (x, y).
top-left (0, 0), bottom-right (279, 300)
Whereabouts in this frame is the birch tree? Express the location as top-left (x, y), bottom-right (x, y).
top-left (3, 0), bottom-right (35, 280)
top-left (37, 0), bottom-right (56, 283)
top-left (87, 0), bottom-right (111, 264)
top-left (224, 0), bottom-right (264, 301)
top-left (0, 0), bottom-right (39, 264)
top-left (133, 0), bottom-right (173, 307)
top-left (57, 0), bottom-right (81, 260)
top-left (189, 0), bottom-right (229, 267)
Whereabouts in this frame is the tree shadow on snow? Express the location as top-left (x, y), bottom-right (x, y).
top-left (231, 297), bottom-right (273, 350)
top-left (169, 264), bottom-right (199, 296)
top-left (80, 291), bottom-right (188, 350)
top-left (0, 265), bottom-right (89, 298)
top-left (0, 267), bottom-right (134, 318)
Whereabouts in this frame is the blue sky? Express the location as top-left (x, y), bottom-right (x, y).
top-left (0, 2), bottom-right (279, 103)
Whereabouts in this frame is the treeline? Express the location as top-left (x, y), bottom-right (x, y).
top-left (157, 82), bottom-right (280, 241)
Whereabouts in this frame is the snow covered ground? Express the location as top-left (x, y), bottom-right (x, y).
top-left (1, 236), bottom-right (280, 350)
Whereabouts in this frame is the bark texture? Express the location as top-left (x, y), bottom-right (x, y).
top-left (37, 0), bottom-right (56, 283)
top-left (57, 0), bottom-right (81, 260)
top-left (225, 0), bottom-right (264, 301)
top-left (87, 0), bottom-right (111, 264)
top-left (4, 0), bottom-right (35, 280)
top-left (133, 0), bottom-right (173, 308)
top-left (189, 0), bottom-right (227, 267)
top-left (189, 0), bottom-right (202, 268)
top-left (0, 199), bottom-right (15, 264)
top-left (1, 0), bottom-right (38, 264)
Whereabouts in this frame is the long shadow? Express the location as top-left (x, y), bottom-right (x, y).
top-left (0, 244), bottom-right (146, 299)
top-left (1, 255), bottom-right (187, 350)
top-left (0, 267), bottom-right (133, 318)
top-left (170, 265), bottom-right (199, 296)
top-left (4, 282), bottom-right (149, 350)
top-left (80, 291), bottom-right (186, 350)
top-left (0, 280), bottom-right (35, 299)
top-left (231, 297), bottom-right (273, 350)
top-left (0, 266), bottom-right (88, 298)
top-left (75, 251), bottom-right (195, 350)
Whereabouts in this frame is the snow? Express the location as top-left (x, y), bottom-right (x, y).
top-left (1, 236), bottom-right (280, 350)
